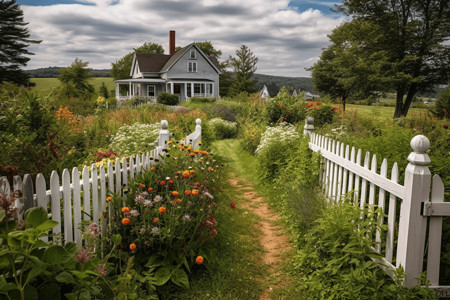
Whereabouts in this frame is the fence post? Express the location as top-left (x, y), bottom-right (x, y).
top-left (158, 120), bottom-right (170, 149)
top-left (303, 116), bottom-right (314, 136)
top-left (195, 118), bottom-right (202, 146)
top-left (396, 135), bottom-right (431, 287)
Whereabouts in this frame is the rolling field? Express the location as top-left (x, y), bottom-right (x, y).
top-left (30, 77), bottom-right (115, 97)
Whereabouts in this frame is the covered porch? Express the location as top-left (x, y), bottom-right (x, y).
top-left (114, 78), bottom-right (166, 102)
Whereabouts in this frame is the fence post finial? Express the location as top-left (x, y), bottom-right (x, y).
top-left (303, 116), bottom-right (314, 136)
top-left (159, 120), bottom-right (170, 149)
top-left (396, 134), bottom-right (431, 287)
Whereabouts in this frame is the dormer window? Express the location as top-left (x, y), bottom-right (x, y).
top-left (190, 50), bottom-right (196, 59)
top-left (188, 61), bottom-right (197, 72)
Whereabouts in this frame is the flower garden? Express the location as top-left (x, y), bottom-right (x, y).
top-left (1, 83), bottom-right (449, 299)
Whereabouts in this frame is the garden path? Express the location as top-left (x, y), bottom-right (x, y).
top-left (212, 139), bottom-right (293, 300)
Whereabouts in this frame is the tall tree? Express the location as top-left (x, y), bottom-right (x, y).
top-left (229, 45), bottom-right (258, 95)
top-left (0, 0), bottom-right (41, 86)
top-left (57, 58), bottom-right (94, 99)
top-left (111, 42), bottom-right (164, 80)
top-left (336, 0), bottom-right (450, 118)
top-left (309, 20), bottom-right (386, 111)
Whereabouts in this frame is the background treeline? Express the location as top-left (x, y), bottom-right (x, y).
top-left (26, 67), bottom-right (111, 78)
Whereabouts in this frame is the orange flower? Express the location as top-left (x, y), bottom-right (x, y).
top-left (160, 181), bottom-right (166, 185)
top-left (182, 170), bottom-right (190, 178)
top-left (168, 141), bottom-right (173, 145)
top-left (122, 207), bottom-right (130, 213)
top-left (153, 218), bottom-right (159, 223)
top-left (185, 190), bottom-right (192, 195)
top-left (169, 179), bottom-right (174, 184)
top-left (195, 181), bottom-right (201, 186)
top-left (122, 218), bottom-right (130, 225)
top-left (148, 187), bottom-right (153, 192)
top-left (195, 256), bottom-right (204, 265)
top-left (176, 198), bottom-right (182, 204)
top-left (189, 153), bottom-right (196, 157)
top-left (172, 191), bottom-right (179, 197)
top-left (106, 196), bottom-right (113, 202)
top-left (159, 207), bottom-right (166, 213)
top-left (151, 167), bottom-right (156, 171)
top-left (190, 170), bottom-right (195, 174)
top-left (129, 243), bottom-right (136, 251)
top-left (193, 149), bottom-right (199, 154)
top-left (192, 189), bottom-right (199, 196)
top-left (140, 184), bottom-right (146, 189)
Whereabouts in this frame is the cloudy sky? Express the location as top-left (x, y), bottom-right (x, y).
top-left (18, 0), bottom-right (347, 77)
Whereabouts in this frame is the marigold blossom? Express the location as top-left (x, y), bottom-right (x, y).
top-left (153, 218), bottom-right (159, 223)
top-left (140, 184), bottom-right (146, 189)
top-left (192, 189), bottom-right (199, 196)
top-left (129, 243), bottom-right (136, 251)
top-left (121, 207), bottom-right (130, 213)
top-left (195, 256), bottom-right (204, 265)
top-left (160, 180), bottom-right (166, 185)
top-left (172, 191), bottom-right (179, 197)
top-left (176, 198), bottom-right (182, 204)
top-left (159, 206), bottom-right (166, 213)
top-left (122, 218), bottom-right (130, 225)
top-left (185, 190), bottom-right (192, 195)
top-left (148, 187), bottom-right (153, 192)
top-left (106, 196), bottom-right (113, 202)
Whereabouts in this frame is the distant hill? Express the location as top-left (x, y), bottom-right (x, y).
top-left (252, 74), bottom-right (314, 97)
top-left (26, 67), bottom-right (110, 78)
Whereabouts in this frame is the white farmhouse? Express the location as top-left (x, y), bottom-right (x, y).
top-left (115, 31), bottom-right (221, 103)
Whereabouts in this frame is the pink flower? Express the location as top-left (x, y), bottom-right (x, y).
top-left (140, 228), bottom-right (146, 234)
top-left (75, 248), bottom-right (93, 264)
top-left (88, 222), bottom-right (100, 237)
top-left (97, 263), bottom-right (107, 276)
top-left (130, 210), bottom-right (140, 217)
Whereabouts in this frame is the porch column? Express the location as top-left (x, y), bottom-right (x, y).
top-left (115, 83), bottom-right (119, 100)
top-left (129, 82), bottom-right (132, 99)
top-left (191, 82), bottom-right (194, 97)
top-left (170, 82), bottom-right (174, 94)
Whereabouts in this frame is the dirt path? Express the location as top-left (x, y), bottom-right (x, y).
top-left (228, 178), bottom-right (292, 300)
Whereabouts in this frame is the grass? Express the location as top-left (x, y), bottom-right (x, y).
top-left (343, 103), bottom-right (430, 120)
top-left (30, 77), bottom-right (115, 97)
top-left (164, 139), bottom-right (267, 299)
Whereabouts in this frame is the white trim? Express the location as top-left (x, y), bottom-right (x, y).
top-left (188, 61), bottom-right (197, 72)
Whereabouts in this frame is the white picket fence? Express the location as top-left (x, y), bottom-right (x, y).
top-left (304, 117), bottom-right (449, 296)
top-left (0, 119), bottom-right (202, 248)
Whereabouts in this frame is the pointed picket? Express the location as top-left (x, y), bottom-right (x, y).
top-left (62, 169), bottom-right (73, 243)
top-left (336, 142), bottom-right (344, 201)
top-left (348, 147), bottom-right (355, 197)
top-left (427, 175), bottom-right (445, 286)
top-left (359, 151), bottom-right (370, 209)
top-left (122, 157), bottom-right (128, 193)
top-left (23, 174), bottom-right (34, 212)
top-left (35, 174), bottom-right (47, 210)
top-left (368, 155), bottom-right (377, 207)
top-left (72, 168), bottom-right (82, 247)
top-left (50, 171), bottom-right (62, 239)
top-left (99, 164), bottom-right (107, 238)
top-left (129, 157), bottom-right (135, 180)
top-left (331, 141), bottom-right (340, 200)
top-left (354, 149), bottom-right (362, 205)
top-left (376, 159), bottom-right (388, 253)
top-left (82, 166), bottom-right (91, 221)
top-left (107, 161), bottom-right (114, 193)
top-left (12, 175), bottom-right (23, 221)
top-left (135, 154), bottom-right (141, 175)
top-left (91, 164), bottom-right (99, 226)
top-left (341, 144), bottom-right (350, 197)
top-left (386, 162), bottom-right (399, 263)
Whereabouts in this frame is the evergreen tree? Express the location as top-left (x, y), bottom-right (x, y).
top-left (99, 81), bottom-right (109, 98)
top-left (0, 0), bottom-right (41, 86)
top-left (229, 45), bottom-right (258, 96)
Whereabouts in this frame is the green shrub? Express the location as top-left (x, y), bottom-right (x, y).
top-left (157, 92), bottom-right (179, 105)
top-left (239, 121), bottom-right (265, 152)
top-left (305, 101), bottom-right (337, 126)
top-left (110, 122), bottom-right (160, 156)
top-left (255, 122), bottom-right (299, 180)
top-left (294, 201), bottom-right (436, 299)
top-left (208, 118), bottom-right (237, 139)
top-left (265, 86), bottom-right (306, 124)
top-left (433, 83), bottom-right (450, 119)
top-left (189, 97), bottom-right (216, 103)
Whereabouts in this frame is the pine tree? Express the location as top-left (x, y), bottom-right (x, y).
top-left (229, 45), bottom-right (258, 96)
top-left (0, 0), bottom-right (41, 86)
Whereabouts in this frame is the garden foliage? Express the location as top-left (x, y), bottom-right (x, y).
top-left (265, 86), bottom-right (306, 124)
top-left (208, 118), bottom-right (237, 139)
top-left (110, 122), bottom-right (159, 156)
top-left (157, 92), bottom-right (179, 106)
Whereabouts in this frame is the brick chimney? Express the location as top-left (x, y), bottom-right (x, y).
top-left (169, 30), bottom-right (175, 55)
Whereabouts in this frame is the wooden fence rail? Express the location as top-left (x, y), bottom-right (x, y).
top-left (305, 118), bottom-right (449, 296)
top-left (0, 119), bottom-right (202, 249)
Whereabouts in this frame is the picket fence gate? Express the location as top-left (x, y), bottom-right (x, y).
top-left (304, 117), bottom-right (449, 297)
top-left (0, 119), bottom-right (202, 248)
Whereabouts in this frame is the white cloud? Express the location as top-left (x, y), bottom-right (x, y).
top-left (22, 0), bottom-right (345, 76)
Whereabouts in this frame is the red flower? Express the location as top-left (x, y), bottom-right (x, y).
top-left (443, 124), bottom-right (448, 129)
top-left (229, 202), bottom-right (236, 209)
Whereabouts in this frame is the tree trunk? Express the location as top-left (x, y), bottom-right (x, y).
top-left (401, 84), bottom-right (417, 117)
top-left (394, 88), bottom-right (406, 118)
top-left (342, 94), bottom-right (347, 112)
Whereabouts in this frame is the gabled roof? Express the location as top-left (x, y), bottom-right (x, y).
top-left (131, 43), bottom-right (221, 75)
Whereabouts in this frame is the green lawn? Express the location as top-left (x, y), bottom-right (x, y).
top-left (344, 103), bottom-right (431, 120)
top-left (30, 77), bottom-right (115, 97)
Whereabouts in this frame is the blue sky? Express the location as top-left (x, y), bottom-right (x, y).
top-left (17, 0), bottom-right (346, 76)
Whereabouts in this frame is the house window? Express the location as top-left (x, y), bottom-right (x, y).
top-left (190, 50), bottom-right (196, 59)
top-left (147, 85), bottom-right (155, 97)
top-left (187, 83), bottom-right (192, 97)
top-left (188, 62), bottom-right (197, 72)
top-left (194, 83), bottom-right (201, 94)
